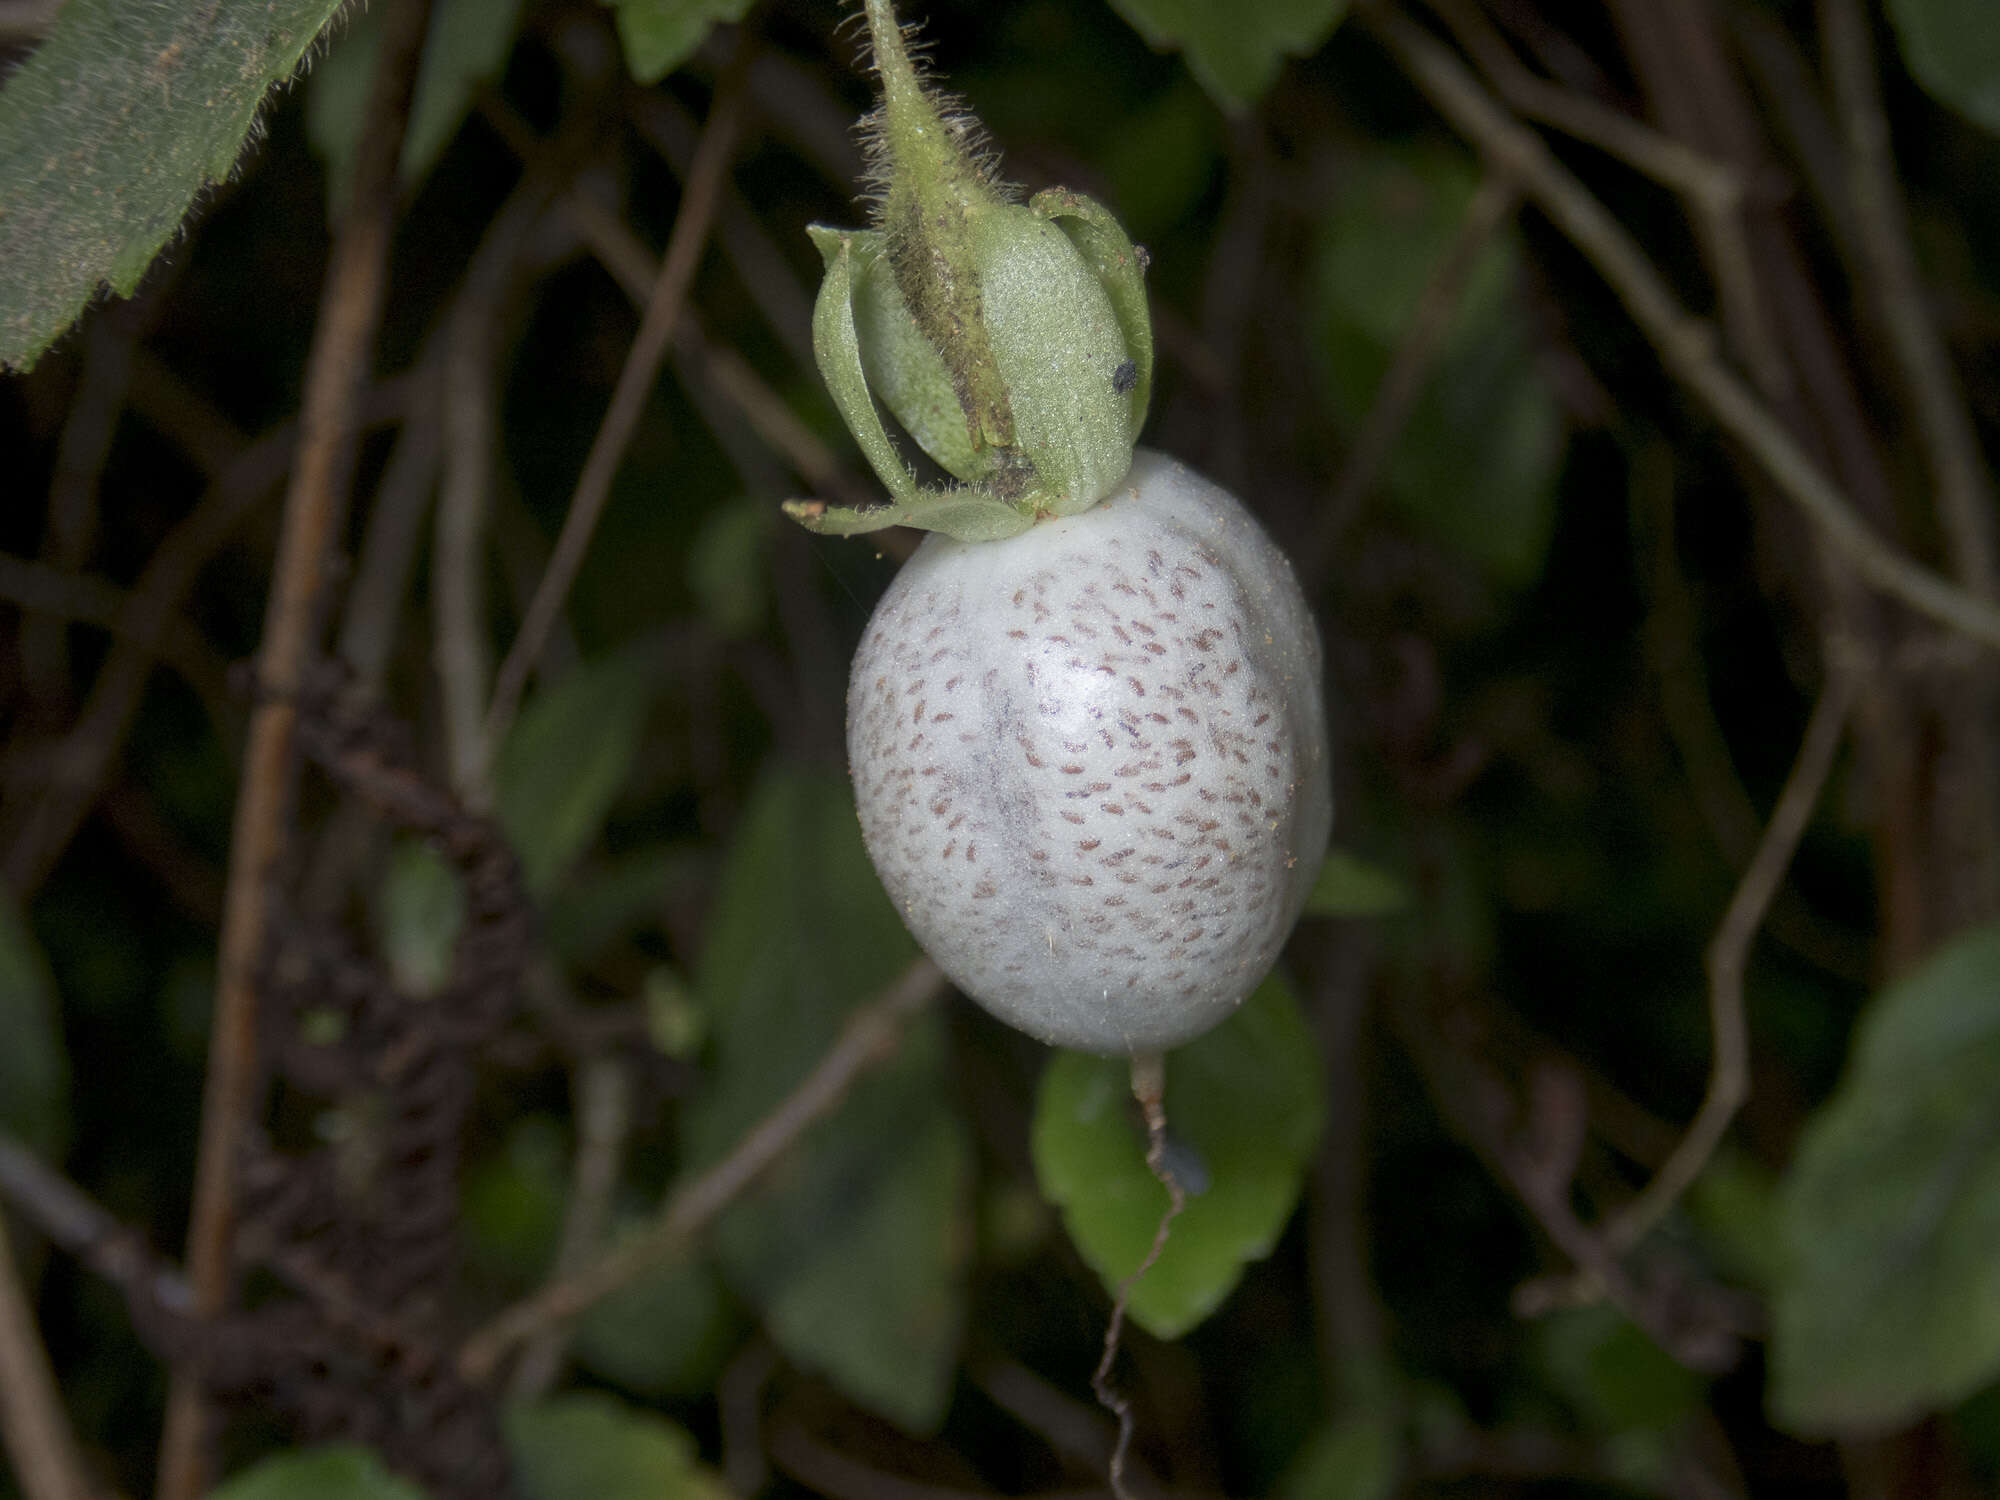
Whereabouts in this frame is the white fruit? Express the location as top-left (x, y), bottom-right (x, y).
top-left (848, 448), bottom-right (1332, 1053)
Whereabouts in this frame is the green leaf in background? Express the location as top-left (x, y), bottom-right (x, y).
top-left (1957, 1378), bottom-right (2000, 1479)
top-left (0, 895), bottom-right (68, 1155)
top-left (461, 1115), bottom-right (569, 1291)
top-left (0, 0), bottom-right (349, 369)
top-left (1770, 919), bottom-right (2000, 1435)
top-left (688, 498), bottom-right (774, 639)
top-left (1096, 80), bottom-right (1225, 244)
top-left (1534, 1304), bottom-right (1703, 1489)
top-left (1032, 974), bottom-right (1325, 1339)
top-left (1278, 1406), bottom-right (1401, 1500)
top-left (1885, 0), bottom-right (2000, 135)
top-left (1682, 1150), bottom-right (1784, 1292)
top-left (505, 1392), bottom-right (733, 1500)
top-left (603, 0), bottom-right (755, 85)
top-left (495, 643), bottom-right (662, 896)
top-left (205, 1446), bottom-right (427, 1500)
top-left (1314, 148), bottom-right (1562, 586)
top-left (308, 0), bottom-right (531, 208)
top-left (1306, 849), bottom-right (1411, 918)
top-left (543, 844), bottom-right (708, 965)
top-left (1103, 0), bottom-right (1351, 113)
top-left (375, 838), bottom-right (465, 997)
top-left (684, 767), bottom-right (968, 1432)
top-left (574, 1235), bottom-right (741, 1398)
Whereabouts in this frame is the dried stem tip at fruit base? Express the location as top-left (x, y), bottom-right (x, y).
top-left (782, 0), bottom-right (1155, 541)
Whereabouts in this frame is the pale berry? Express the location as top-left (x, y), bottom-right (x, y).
top-left (848, 449), bottom-right (1331, 1053)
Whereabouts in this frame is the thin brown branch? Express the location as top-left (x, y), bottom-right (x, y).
top-left (154, 1), bottom-right (435, 1493)
top-left (0, 554), bottom-right (230, 718)
top-left (1367, 9), bottom-right (2000, 653)
top-left (124, 346), bottom-right (251, 477)
top-left (1497, 1065), bottom-right (1740, 1373)
top-left (1307, 170), bottom-right (1520, 577)
top-left (24, 304), bottom-right (139, 721)
top-left (1821, 0), bottom-right (1999, 601)
top-left (482, 57), bottom-right (747, 759)
top-left (718, 1336), bottom-right (779, 1497)
top-left (1427, 0), bottom-right (1787, 397)
top-left (0, 371), bottom-right (415, 899)
top-left (1607, 664), bottom-right (1856, 1251)
top-left (456, 956), bottom-right (944, 1385)
top-left (1092, 1052), bottom-right (1186, 1500)
top-left (625, 85), bottom-right (818, 370)
top-left (1385, 984), bottom-right (1743, 1371)
top-left (0, 1216), bottom-right (94, 1500)
top-left (558, 189), bottom-right (876, 514)
top-left (335, 360), bottom-right (443, 698)
top-left (435, 176), bottom-right (557, 802)
top-left (1630, 441), bottom-right (1872, 982)
top-left (0, 1134), bottom-right (194, 1321)
top-left (506, 1057), bottom-right (633, 1401)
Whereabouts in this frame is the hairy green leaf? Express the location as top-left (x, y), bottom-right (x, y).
top-left (1104, 0), bottom-right (1350, 112)
top-left (0, 0), bottom-right (348, 369)
top-left (684, 767), bottom-right (966, 1432)
top-left (205, 1446), bottom-right (427, 1500)
top-left (1771, 920), bottom-right (2000, 1435)
top-left (1032, 974), bottom-right (1325, 1338)
top-left (1885, 0), bottom-right (2000, 135)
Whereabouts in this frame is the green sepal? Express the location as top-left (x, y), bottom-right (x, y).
top-left (968, 203), bottom-right (1135, 516)
top-left (850, 235), bottom-right (995, 483)
top-left (1032, 187), bottom-right (1154, 442)
top-left (797, 225), bottom-right (1035, 541)
top-left (781, 491), bottom-right (1034, 541)
top-left (808, 226), bottom-right (921, 508)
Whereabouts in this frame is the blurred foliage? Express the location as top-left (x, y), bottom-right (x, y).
top-left (1772, 920), bottom-right (2000, 1435)
top-left (309, 0), bottom-right (533, 207)
top-left (494, 641), bottom-right (665, 895)
top-left (685, 768), bottom-right (964, 1432)
top-left (1103, 0), bottom-right (1351, 113)
top-left (608, 0), bottom-right (759, 84)
top-left (504, 1392), bottom-right (735, 1499)
top-left (4, 0), bottom-right (2000, 1497)
top-left (204, 1447), bottom-right (429, 1500)
top-left (1885, 0), bottom-right (2000, 133)
top-left (0, 893), bottom-right (68, 1155)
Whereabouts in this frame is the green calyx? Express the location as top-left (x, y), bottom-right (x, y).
top-left (782, 0), bottom-right (1154, 542)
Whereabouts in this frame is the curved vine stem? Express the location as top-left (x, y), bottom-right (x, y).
top-left (480, 50), bottom-right (747, 782)
top-left (1091, 1050), bottom-right (1186, 1500)
top-left (458, 957), bottom-right (942, 1385)
top-left (1368, 8), bottom-right (2000, 655)
top-left (1608, 664), bottom-right (1856, 1250)
top-left (155, 2), bottom-right (434, 1493)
